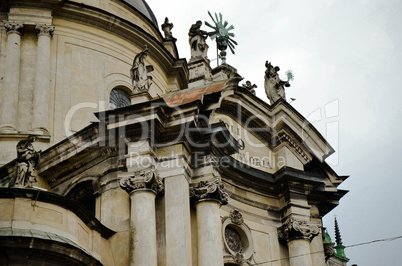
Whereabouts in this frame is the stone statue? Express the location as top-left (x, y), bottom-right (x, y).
top-left (188, 20), bottom-right (209, 61)
top-left (161, 17), bottom-right (174, 40)
top-left (130, 47), bottom-right (154, 93)
top-left (242, 80), bottom-right (257, 95)
top-left (14, 135), bottom-right (40, 188)
top-left (264, 60), bottom-right (287, 104)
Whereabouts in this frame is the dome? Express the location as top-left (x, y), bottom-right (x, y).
top-left (120, 0), bottom-right (158, 28)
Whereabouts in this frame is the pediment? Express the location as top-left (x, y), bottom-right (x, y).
top-left (210, 114), bottom-right (311, 173)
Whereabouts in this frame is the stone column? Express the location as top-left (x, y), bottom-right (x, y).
top-left (278, 218), bottom-right (321, 266)
top-left (120, 168), bottom-right (164, 266)
top-left (191, 180), bottom-right (229, 266)
top-left (32, 24), bottom-right (55, 132)
top-left (0, 21), bottom-right (24, 130)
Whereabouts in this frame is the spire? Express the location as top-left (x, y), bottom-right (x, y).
top-left (333, 217), bottom-right (349, 262)
top-left (334, 217), bottom-right (343, 245)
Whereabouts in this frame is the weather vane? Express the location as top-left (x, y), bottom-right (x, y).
top-left (205, 11), bottom-right (237, 65)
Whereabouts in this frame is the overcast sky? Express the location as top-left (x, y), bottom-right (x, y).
top-left (149, 0), bottom-right (402, 265)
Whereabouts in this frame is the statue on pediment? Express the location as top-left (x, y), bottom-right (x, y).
top-left (130, 47), bottom-right (154, 93)
top-left (264, 60), bottom-right (288, 104)
top-left (13, 135), bottom-right (40, 188)
top-left (188, 20), bottom-right (209, 61)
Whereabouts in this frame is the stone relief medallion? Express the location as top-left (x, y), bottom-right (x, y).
top-left (222, 209), bottom-right (254, 261)
top-left (225, 226), bottom-right (244, 253)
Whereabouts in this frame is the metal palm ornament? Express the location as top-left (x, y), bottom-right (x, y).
top-left (205, 11), bottom-right (237, 65)
top-left (285, 70), bottom-right (294, 87)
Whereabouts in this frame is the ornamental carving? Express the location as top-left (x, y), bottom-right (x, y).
top-left (3, 21), bottom-right (24, 35)
top-left (190, 180), bottom-right (229, 205)
top-left (230, 209), bottom-right (244, 225)
top-left (35, 24), bottom-right (55, 37)
top-left (119, 168), bottom-right (164, 195)
top-left (278, 218), bottom-right (321, 242)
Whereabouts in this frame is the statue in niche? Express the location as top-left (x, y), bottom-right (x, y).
top-left (14, 135), bottom-right (40, 188)
top-left (264, 60), bottom-right (287, 104)
top-left (130, 47), bottom-right (154, 93)
top-left (188, 20), bottom-right (209, 61)
top-left (161, 17), bottom-right (175, 40)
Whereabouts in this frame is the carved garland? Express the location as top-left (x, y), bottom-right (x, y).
top-left (278, 218), bottom-right (321, 242)
top-left (119, 168), bottom-right (164, 195)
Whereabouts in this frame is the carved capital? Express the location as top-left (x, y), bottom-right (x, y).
top-left (35, 24), bottom-right (55, 37)
top-left (230, 209), bottom-right (244, 225)
top-left (190, 179), bottom-right (229, 205)
top-left (278, 218), bottom-right (321, 242)
top-left (3, 21), bottom-right (24, 35)
top-left (119, 168), bottom-right (164, 195)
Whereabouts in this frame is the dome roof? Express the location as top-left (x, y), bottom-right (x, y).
top-left (120, 0), bottom-right (158, 28)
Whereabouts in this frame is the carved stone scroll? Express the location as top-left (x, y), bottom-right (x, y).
top-left (35, 24), bottom-right (55, 37)
top-left (3, 21), bottom-right (24, 35)
top-left (119, 167), bottom-right (164, 195)
top-left (190, 179), bottom-right (229, 205)
top-left (278, 218), bottom-right (321, 242)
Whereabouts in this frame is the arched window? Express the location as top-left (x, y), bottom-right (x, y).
top-left (66, 181), bottom-right (96, 216)
top-left (109, 88), bottom-right (131, 110)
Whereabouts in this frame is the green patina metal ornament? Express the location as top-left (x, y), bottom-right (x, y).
top-left (205, 11), bottom-right (237, 65)
top-left (285, 70), bottom-right (294, 87)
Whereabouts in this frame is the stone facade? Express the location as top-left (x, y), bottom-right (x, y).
top-left (0, 1), bottom-right (348, 265)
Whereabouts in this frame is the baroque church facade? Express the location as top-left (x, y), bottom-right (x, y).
top-left (0, 0), bottom-right (349, 265)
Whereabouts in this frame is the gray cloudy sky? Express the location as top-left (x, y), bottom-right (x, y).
top-left (149, 0), bottom-right (402, 264)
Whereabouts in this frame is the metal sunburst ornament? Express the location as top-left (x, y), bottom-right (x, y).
top-left (205, 11), bottom-right (237, 65)
top-left (285, 70), bottom-right (294, 87)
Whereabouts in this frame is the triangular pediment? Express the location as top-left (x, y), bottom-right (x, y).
top-left (207, 86), bottom-right (335, 174)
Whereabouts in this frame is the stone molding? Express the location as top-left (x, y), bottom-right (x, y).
top-left (190, 179), bottom-right (229, 205)
top-left (35, 24), bottom-right (55, 37)
top-left (278, 218), bottom-right (321, 242)
top-left (119, 168), bottom-right (164, 195)
top-left (3, 21), bottom-right (24, 35)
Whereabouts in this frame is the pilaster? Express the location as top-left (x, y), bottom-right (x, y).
top-left (0, 21), bottom-right (24, 131)
top-left (32, 24), bottom-right (55, 133)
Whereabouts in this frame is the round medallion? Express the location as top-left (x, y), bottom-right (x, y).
top-left (225, 226), bottom-right (243, 253)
